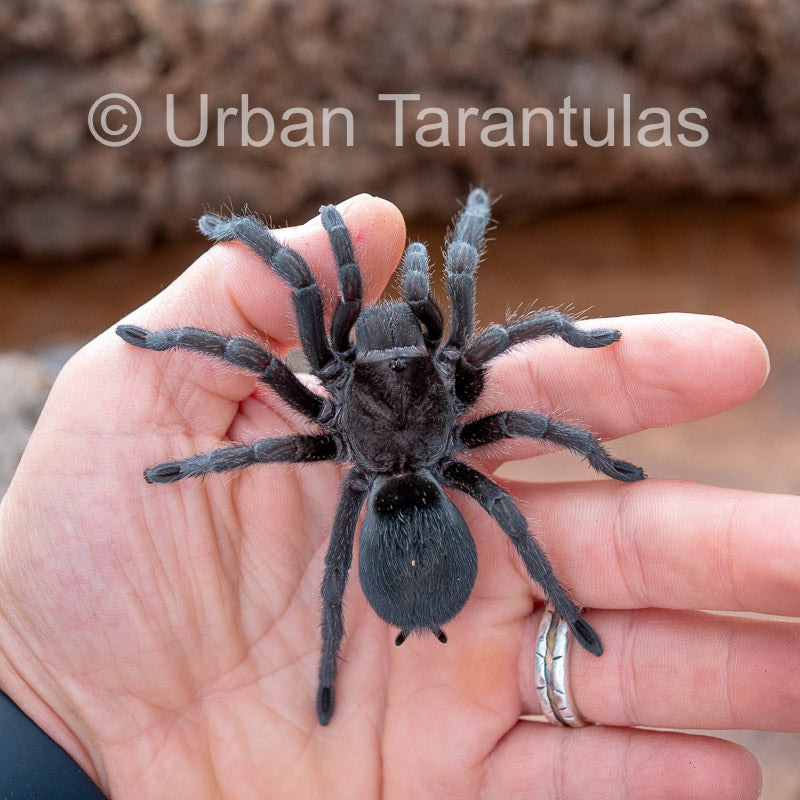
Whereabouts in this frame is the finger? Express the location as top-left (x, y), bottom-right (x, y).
top-left (482, 722), bottom-right (761, 800)
top-left (519, 608), bottom-right (800, 732)
top-left (503, 478), bottom-right (800, 615)
top-left (469, 313), bottom-right (769, 468)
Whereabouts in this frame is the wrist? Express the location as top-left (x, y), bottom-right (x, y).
top-left (0, 498), bottom-right (107, 793)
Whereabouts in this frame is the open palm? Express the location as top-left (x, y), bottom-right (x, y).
top-left (0, 195), bottom-right (793, 799)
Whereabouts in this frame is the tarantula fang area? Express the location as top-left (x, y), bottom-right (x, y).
top-left (116, 189), bottom-right (645, 725)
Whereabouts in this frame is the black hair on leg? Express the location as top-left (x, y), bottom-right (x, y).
top-left (321, 205), bottom-right (363, 358)
top-left (463, 310), bottom-right (621, 368)
top-left (198, 213), bottom-right (336, 373)
top-left (116, 324), bottom-right (325, 421)
top-left (441, 188), bottom-right (492, 354)
top-left (440, 459), bottom-right (602, 656)
top-left (456, 410), bottom-right (645, 482)
top-left (452, 310), bottom-right (622, 409)
top-left (144, 433), bottom-right (338, 483)
top-left (401, 242), bottom-right (444, 351)
top-left (317, 470), bottom-right (369, 725)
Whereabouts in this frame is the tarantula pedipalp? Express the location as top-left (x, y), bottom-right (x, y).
top-left (116, 189), bottom-right (645, 725)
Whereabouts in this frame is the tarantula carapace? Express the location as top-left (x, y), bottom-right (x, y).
top-left (117, 189), bottom-right (645, 724)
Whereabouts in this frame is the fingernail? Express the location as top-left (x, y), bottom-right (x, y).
top-left (754, 331), bottom-right (771, 389)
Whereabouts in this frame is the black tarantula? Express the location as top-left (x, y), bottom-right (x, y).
top-left (116, 189), bottom-right (645, 725)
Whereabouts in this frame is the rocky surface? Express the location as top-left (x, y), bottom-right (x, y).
top-left (2, 0), bottom-right (800, 257)
top-left (0, 352), bottom-right (53, 496)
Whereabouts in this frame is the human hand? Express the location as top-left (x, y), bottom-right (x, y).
top-left (0, 194), bottom-right (792, 799)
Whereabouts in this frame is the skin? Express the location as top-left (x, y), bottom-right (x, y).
top-left (0, 193), bottom-right (794, 799)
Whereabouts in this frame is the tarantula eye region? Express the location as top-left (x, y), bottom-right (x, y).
top-left (357, 345), bottom-right (427, 362)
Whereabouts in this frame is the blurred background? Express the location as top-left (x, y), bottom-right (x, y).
top-left (1, 0), bottom-right (798, 795)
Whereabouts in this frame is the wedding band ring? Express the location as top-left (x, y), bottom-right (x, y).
top-left (535, 605), bottom-right (589, 727)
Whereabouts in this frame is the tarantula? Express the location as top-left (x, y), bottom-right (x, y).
top-left (116, 189), bottom-right (645, 725)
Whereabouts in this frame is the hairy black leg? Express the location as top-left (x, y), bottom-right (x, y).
top-left (440, 460), bottom-right (602, 657)
top-left (465, 310), bottom-right (621, 367)
top-left (116, 325), bottom-right (325, 421)
top-left (317, 470), bottom-right (369, 725)
top-left (456, 411), bottom-right (645, 482)
top-left (144, 433), bottom-right (338, 484)
top-left (441, 188), bottom-right (492, 354)
top-left (402, 242), bottom-right (444, 352)
top-left (320, 205), bottom-right (362, 358)
top-left (454, 310), bottom-right (622, 408)
top-left (198, 213), bottom-right (335, 373)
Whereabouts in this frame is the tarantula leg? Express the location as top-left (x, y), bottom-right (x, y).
top-left (116, 325), bottom-right (325, 421)
top-left (318, 471), bottom-right (369, 725)
top-left (320, 205), bottom-right (362, 358)
top-left (440, 460), bottom-right (603, 657)
top-left (198, 213), bottom-right (336, 373)
top-left (456, 411), bottom-right (645, 482)
top-left (144, 433), bottom-right (338, 484)
top-left (402, 242), bottom-right (444, 351)
top-left (464, 310), bottom-right (621, 369)
top-left (452, 310), bottom-right (623, 408)
top-left (441, 188), bottom-right (492, 354)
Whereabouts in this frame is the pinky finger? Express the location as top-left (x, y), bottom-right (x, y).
top-left (481, 723), bottom-right (761, 800)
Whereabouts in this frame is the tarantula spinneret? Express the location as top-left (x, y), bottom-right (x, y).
top-left (116, 189), bottom-right (645, 725)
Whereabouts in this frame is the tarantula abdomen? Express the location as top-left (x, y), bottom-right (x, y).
top-left (359, 472), bottom-right (478, 640)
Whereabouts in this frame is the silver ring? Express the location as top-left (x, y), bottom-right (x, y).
top-left (535, 605), bottom-right (589, 727)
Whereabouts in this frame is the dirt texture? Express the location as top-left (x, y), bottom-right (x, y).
top-left (2, 0), bottom-right (800, 256)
